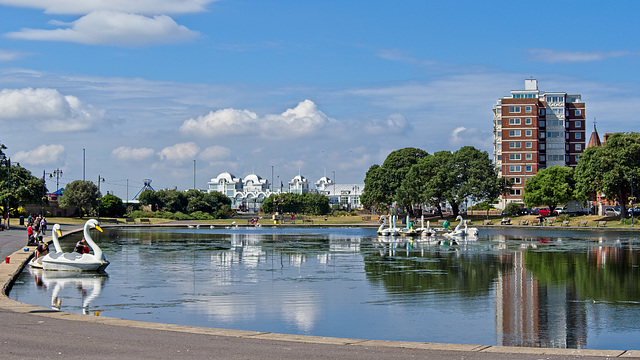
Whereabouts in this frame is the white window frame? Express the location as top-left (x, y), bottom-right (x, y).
top-left (509, 130), bottom-right (521, 137)
top-left (525, 142), bottom-right (532, 148)
top-left (525, 118), bottom-right (532, 125)
top-left (509, 118), bottom-right (521, 125)
top-left (525, 130), bottom-right (532, 137)
top-left (509, 154), bottom-right (521, 160)
top-left (509, 106), bottom-right (521, 113)
top-left (575, 109), bottom-right (581, 116)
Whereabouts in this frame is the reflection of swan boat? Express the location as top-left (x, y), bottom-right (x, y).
top-left (377, 215), bottom-right (399, 236)
top-left (30, 267), bottom-right (107, 314)
top-left (40, 219), bottom-right (110, 271)
top-left (29, 224), bottom-right (63, 269)
top-left (443, 215), bottom-right (479, 239)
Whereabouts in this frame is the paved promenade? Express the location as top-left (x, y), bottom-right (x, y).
top-left (1, 223), bottom-right (639, 359)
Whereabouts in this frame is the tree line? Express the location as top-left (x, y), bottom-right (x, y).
top-left (360, 146), bottom-right (507, 217)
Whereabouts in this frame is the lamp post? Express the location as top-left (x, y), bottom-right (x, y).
top-left (1, 157), bottom-right (10, 229)
top-left (42, 170), bottom-right (53, 216)
top-left (50, 168), bottom-right (63, 195)
top-left (332, 170), bottom-right (336, 210)
top-left (97, 175), bottom-right (105, 220)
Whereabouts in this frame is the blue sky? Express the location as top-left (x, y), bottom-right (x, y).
top-left (0, 0), bottom-right (639, 200)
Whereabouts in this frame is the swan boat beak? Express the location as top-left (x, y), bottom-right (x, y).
top-left (95, 225), bottom-right (103, 233)
top-left (56, 229), bottom-right (62, 237)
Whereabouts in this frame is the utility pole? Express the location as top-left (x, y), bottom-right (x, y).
top-left (2, 158), bottom-right (10, 229)
top-left (97, 175), bottom-right (105, 220)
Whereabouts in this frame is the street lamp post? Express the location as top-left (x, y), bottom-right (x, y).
top-left (97, 175), bottom-right (105, 220)
top-left (42, 170), bottom-right (53, 216)
top-left (1, 158), bottom-right (10, 229)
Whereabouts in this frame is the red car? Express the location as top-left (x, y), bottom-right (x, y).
top-left (537, 207), bottom-right (551, 216)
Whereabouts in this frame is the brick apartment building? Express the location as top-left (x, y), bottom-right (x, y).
top-left (493, 79), bottom-right (586, 208)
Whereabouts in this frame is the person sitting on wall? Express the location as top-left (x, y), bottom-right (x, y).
top-left (35, 241), bottom-right (49, 259)
top-left (501, 217), bottom-right (511, 225)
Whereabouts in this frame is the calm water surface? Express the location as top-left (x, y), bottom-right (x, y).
top-left (9, 226), bottom-right (640, 350)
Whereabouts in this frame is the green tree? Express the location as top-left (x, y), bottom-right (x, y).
top-left (100, 194), bottom-right (126, 217)
top-left (575, 132), bottom-right (640, 218)
top-left (0, 143), bottom-right (47, 216)
top-left (138, 189), bottom-right (159, 211)
top-left (361, 148), bottom-right (428, 214)
top-left (399, 147), bottom-right (501, 217)
top-left (59, 180), bottom-right (100, 217)
top-left (523, 166), bottom-right (575, 212)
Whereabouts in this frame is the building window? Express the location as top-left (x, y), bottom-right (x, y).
top-left (539, 132), bottom-right (546, 139)
top-left (539, 120), bottom-right (545, 127)
top-left (509, 154), bottom-right (521, 160)
top-left (509, 130), bottom-right (521, 137)
top-left (525, 118), bottom-right (532, 125)
top-left (511, 177), bottom-right (522, 184)
top-left (540, 144), bottom-right (546, 150)
top-left (497, 155), bottom-right (502, 161)
top-left (575, 109), bottom-right (581, 116)
top-left (525, 106), bottom-right (532, 113)
top-left (540, 155), bottom-right (546, 161)
top-left (525, 130), bottom-right (532, 137)
top-left (547, 131), bottom-right (563, 138)
top-left (509, 106), bottom-right (521, 113)
top-left (525, 165), bottom-right (532, 172)
top-left (525, 154), bottom-right (533, 160)
top-left (576, 132), bottom-right (582, 139)
top-left (525, 142), bottom-right (532, 148)
top-left (509, 165), bottom-right (521, 172)
top-left (509, 142), bottom-right (521, 148)
top-left (575, 144), bottom-right (582, 151)
top-left (509, 118), bottom-right (521, 125)
top-left (510, 189), bottom-right (521, 196)
top-left (576, 120), bottom-right (581, 128)
top-left (539, 109), bottom-right (545, 115)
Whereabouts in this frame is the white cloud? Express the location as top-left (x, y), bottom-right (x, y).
top-left (449, 126), bottom-right (492, 149)
top-left (0, 87), bottom-right (105, 131)
top-left (364, 113), bottom-right (409, 134)
top-left (6, 11), bottom-right (198, 46)
top-left (179, 100), bottom-right (330, 139)
top-left (0, 0), bottom-right (215, 15)
top-left (13, 144), bottom-right (65, 165)
top-left (200, 145), bottom-right (231, 161)
top-left (528, 49), bottom-right (630, 63)
top-left (111, 146), bottom-right (154, 161)
top-left (158, 142), bottom-right (199, 163)
top-left (0, 49), bottom-right (29, 62)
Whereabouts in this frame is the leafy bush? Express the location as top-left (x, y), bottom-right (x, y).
top-left (503, 202), bottom-right (523, 217)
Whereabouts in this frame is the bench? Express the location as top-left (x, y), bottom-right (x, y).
top-left (519, 220), bottom-right (528, 226)
top-left (579, 220), bottom-right (588, 227)
top-left (561, 220), bottom-right (570, 227)
top-left (302, 219), bottom-right (314, 224)
top-left (125, 218), bottom-right (135, 224)
top-left (597, 220), bottom-right (607, 227)
top-left (483, 220), bottom-right (492, 225)
top-left (501, 219), bottom-right (511, 225)
top-left (361, 216), bottom-right (371, 221)
top-left (545, 219), bottom-right (554, 226)
top-left (139, 218), bottom-right (150, 224)
top-left (532, 219), bottom-right (541, 226)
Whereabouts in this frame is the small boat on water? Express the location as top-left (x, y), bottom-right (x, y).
top-left (377, 215), bottom-right (399, 236)
top-left (443, 215), bottom-right (479, 239)
top-left (29, 224), bottom-right (63, 269)
top-left (40, 219), bottom-right (110, 272)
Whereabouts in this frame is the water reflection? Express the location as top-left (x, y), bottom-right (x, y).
top-left (31, 268), bottom-right (107, 315)
top-left (9, 227), bottom-right (640, 350)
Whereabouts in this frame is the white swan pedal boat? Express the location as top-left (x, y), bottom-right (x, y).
top-left (32, 219), bottom-right (110, 272)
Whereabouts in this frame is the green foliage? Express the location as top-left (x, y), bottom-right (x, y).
top-left (503, 202), bottom-right (522, 217)
top-left (100, 194), bottom-right (126, 217)
top-left (361, 148), bottom-right (428, 213)
top-left (58, 180), bottom-right (100, 217)
top-left (575, 132), bottom-right (640, 218)
top-left (137, 189), bottom-right (231, 217)
top-left (523, 166), bottom-right (575, 211)
top-left (262, 193), bottom-right (330, 215)
top-left (0, 144), bottom-right (46, 213)
top-left (398, 146), bottom-right (501, 217)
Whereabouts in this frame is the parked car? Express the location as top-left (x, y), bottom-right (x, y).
top-left (537, 207), bottom-right (551, 216)
top-left (519, 208), bottom-right (533, 215)
top-left (553, 207), bottom-right (566, 216)
top-left (530, 208), bottom-right (540, 215)
top-left (628, 207), bottom-right (640, 216)
top-left (604, 206), bottom-right (621, 216)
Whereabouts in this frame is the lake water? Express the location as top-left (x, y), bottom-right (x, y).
top-left (9, 226), bottom-right (640, 350)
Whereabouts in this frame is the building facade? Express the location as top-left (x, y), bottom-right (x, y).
top-left (207, 172), bottom-right (364, 212)
top-left (493, 79), bottom-right (586, 207)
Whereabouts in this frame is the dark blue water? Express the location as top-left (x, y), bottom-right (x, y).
top-left (9, 226), bottom-right (640, 350)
